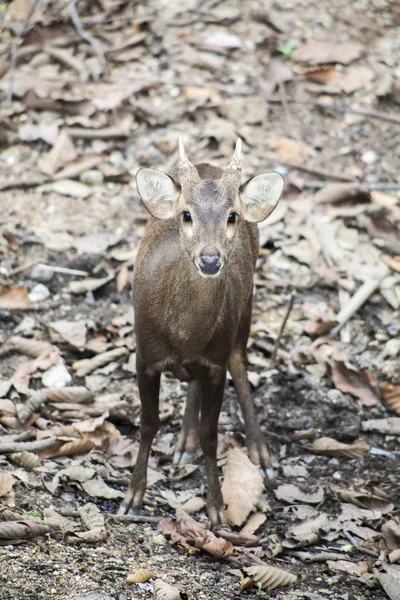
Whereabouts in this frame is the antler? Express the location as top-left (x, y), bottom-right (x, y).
top-left (225, 138), bottom-right (242, 172)
top-left (178, 137), bottom-right (201, 188)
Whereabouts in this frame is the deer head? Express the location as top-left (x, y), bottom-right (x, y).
top-left (136, 139), bottom-right (284, 277)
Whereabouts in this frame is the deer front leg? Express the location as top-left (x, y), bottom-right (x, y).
top-left (119, 364), bottom-right (160, 514)
top-left (173, 380), bottom-right (200, 465)
top-left (199, 371), bottom-right (228, 531)
top-left (229, 350), bottom-right (274, 480)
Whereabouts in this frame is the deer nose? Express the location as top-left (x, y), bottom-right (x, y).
top-left (199, 255), bottom-right (221, 275)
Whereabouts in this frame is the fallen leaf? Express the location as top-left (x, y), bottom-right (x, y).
top-left (50, 179), bottom-right (92, 198)
top-left (0, 286), bottom-right (35, 310)
top-left (335, 489), bottom-right (394, 513)
top-left (327, 559), bottom-right (370, 576)
top-left (81, 476), bottom-right (124, 499)
top-left (380, 382), bottom-right (400, 415)
top-left (38, 130), bottom-right (77, 175)
top-left (377, 567), bottom-right (400, 600)
top-left (283, 513), bottom-right (330, 548)
top-left (69, 273), bottom-right (115, 295)
top-left (330, 361), bottom-right (380, 407)
top-left (245, 563), bottom-right (297, 591)
top-left (44, 387), bottom-right (94, 404)
top-left (41, 439), bottom-right (95, 459)
top-left (180, 497), bottom-right (206, 514)
top-left (275, 484), bottom-right (324, 505)
top-left (0, 520), bottom-right (49, 542)
top-left (240, 511), bottom-right (266, 535)
top-left (313, 183), bottom-right (366, 204)
top-left (303, 66), bottom-right (374, 93)
top-left (0, 472), bottom-right (15, 496)
top-left (383, 519), bottom-right (400, 553)
top-left (370, 191), bottom-right (399, 208)
top-left (266, 137), bottom-right (313, 160)
top-left (18, 122), bottom-right (59, 145)
top-left (381, 256), bottom-right (400, 273)
top-left (9, 451), bottom-right (41, 469)
top-left (73, 232), bottom-right (122, 255)
top-left (293, 40), bottom-right (363, 65)
top-left (127, 569), bottom-right (153, 584)
top-left (310, 437), bottom-right (369, 459)
top-left (12, 351), bottom-right (59, 387)
top-left (79, 503), bottom-right (105, 530)
top-left (221, 447), bottom-right (264, 527)
top-left (43, 508), bottom-right (80, 533)
top-left (153, 579), bottom-right (187, 600)
top-left (49, 320), bottom-right (87, 349)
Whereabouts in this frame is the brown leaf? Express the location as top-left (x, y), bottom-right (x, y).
top-left (126, 569), bottom-right (153, 584)
top-left (0, 520), bottom-right (49, 542)
top-left (79, 503), bottom-right (105, 531)
top-left (283, 513), bottom-right (330, 548)
top-left (153, 579), bottom-right (187, 600)
top-left (336, 489), bottom-right (394, 514)
top-left (69, 273), bottom-right (115, 295)
top-left (221, 447), bottom-right (264, 527)
top-left (70, 527), bottom-right (108, 543)
top-left (303, 66), bottom-right (374, 93)
top-left (9, 451), bottom-right (41, 469)
top-left (275, 484), bottom-right (324, 505)
top-left (179, 496), bottom-right (206, 514)
top-left (38, 130), bottom-right (77, 175)
top-left (293, 40), bottom-right (363, 65)
top-left (381, 256), bottom-right (400, 273)
top-left (383, 519), bottom-right (400, 553)
top-left (327, 560), bottom-right (370, 576)
top-left (0, 472), bottom-right (15, 496)
top-left (313, 183), bottom-right (366, 204)
top-left (245, 563), bottom-right (297, 591)
top-left (370, 191), bottom-right (399, 208)
top-left (330, 361), bottom-right (380, 407)
top-left (310, 437), bottom-right (369, 459)
top-left (266, 137), bottom-right (313, 160)
top-left (379, 382), bottom-right (400, 415)
top-left (216, 529), bottom-right (259, 547)
top-left (378, 568), bottom-right (400, 600)
top-left (240, 511), bottom-right (266, 535)
top-left (81, 476), bottom-right (124, 499)
top-left (43, 508), bottom-right (79, 533)
top-left (12, 351), bottom-right (59, 387)
top-left (0, 286), bottom-right (35, 310)
top-left (49, 319), bottom-right (87, 349)
top-left (72, 347), bottom-right (129, 377)
top-left (9, 336), bottom-right (57, 358)
top-left (44, 387), bottom-right (94, 404)
top-left (41, 439), bottom-right (95, 459)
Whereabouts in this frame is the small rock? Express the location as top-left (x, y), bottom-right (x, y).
top-left (42, 359), bottom-right (72, 388)
top-left (80, 169), bottom-right (104, 186)
top-left (28, 283), bottom-right (50, 302)
top-left (361, 150), bottom-right (378, 165)
top-left (51, 179), bottom-right (92, 198)
top-left (152, 534), bottom-right (167, 546)
top-left (14, 316), bottom-right (35, 334)
top-left (30, 264), bottom-right (54, 283)
top-left (383, 338), bottom-right (400, 358)
top-left (325, 389), bottom-right (350, 408)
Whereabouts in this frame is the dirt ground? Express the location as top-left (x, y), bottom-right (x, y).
top-left (1, 0), bottom-right (400, 599)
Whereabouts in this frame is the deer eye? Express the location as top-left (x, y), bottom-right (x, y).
top-left (182, 211), bottom-right (192, 223)
top-left (228, 212), bottom-right (237, 224)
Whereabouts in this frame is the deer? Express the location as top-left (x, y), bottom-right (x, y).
top-left (120, 139), bottom-right (284, 529)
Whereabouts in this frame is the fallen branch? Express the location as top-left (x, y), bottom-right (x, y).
top-left (303, 181), bottom-right (400, 192)
top-left (331, 271), bottom-right (389, 336)
top-left (6, 0), bottom-right (41, 103)
top-left (68, 0), bottom-right (106, 79)
top-left (57, 507), bottom-right (161, 524)
top-left (342, 530), bottom-right (379, 558)
top-left (0, 437), bottom-right (57, 455)
top-left (271, 293), bottom-right (295, 366)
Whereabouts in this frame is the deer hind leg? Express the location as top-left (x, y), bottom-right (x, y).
top-left (119, 364), bottom-right (160, 514)
top-left (173, 380), bottom-right (200, 465)
top-left (228, 296), bottom-right (274, 479)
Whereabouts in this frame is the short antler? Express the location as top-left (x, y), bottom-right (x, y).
top-left (178, 137), bottom-right (201, 188)
top-left (226, 138), bottom-right (242, 172)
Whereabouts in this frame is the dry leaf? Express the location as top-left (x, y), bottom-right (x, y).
top-left (12, 351), bottom-right (58, 387)
top-left (9, 451), bottom-right (41, 469)
top-left (70, 527), bottom-right (108, 543)
top-left (0, 519), bottom-right (49, 542)
top-left (0, 286), bottom-right (35, 310)
top-left (240, 511), bottom-right (266, 535)
top-left (81, 476), bottom-right (124, 499)
top-left (44, 387), bottom-right (94, 404)
top-left (313, 183), bottom-right (365, 204)
top-left (43, 508), bottom-right (80, 533)
top-left (379, 382), bottom-right (400, 415)
top-left (293, 40), bottom-right (363, 65)
top-left (304, 66), bottom-right (374, 93)
top-left (127, 569), bottom-right (153, 584)
top-left (79, 503), bottom-right (105, 530)
top-left (49, 320), bottom-right (87, 349)
top-left (383, 519), bottom-right (400, 553)
top-left (275, 484), bottom-right (324, 505)
top-left (180, 497), bottom-right (206, 514)
top-left (283, 513), bottom-right (330, 548)
top-left (378, 568), bottom-right (400, 600)
top-left (221, 447), bottom-right (264, 526)
top-left (69, 273), bottom-right (115, 295)
top-left (310, 437), bottom-right (369, 459)
top-left (41, 439), bottom-right (95, 459)
top-left (0, 472), bottom-right (15, 496)
top-left (245, 563), bottom-right (297, 591)
top-left (153, 579), bottom-right (187, 600)
top-left (370, 191), bottom-right (399, 208)
top-left (39, 130), bottom-right (77, 175)
top-left (381, 256), bottom-right (400, 273)
top-left (9, 336), bottom-right (57, 358)
top-left (330, 361), bottom-right (380, 407)
top-left (336, 489), bottom-right (394, 514)
top-left (266, 137), bottom-right (313, 160)
top-left (326, 559), bottom-right (370, 576)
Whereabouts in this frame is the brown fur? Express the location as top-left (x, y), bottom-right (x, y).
top-left (120, 154), bottom-right (283, 529)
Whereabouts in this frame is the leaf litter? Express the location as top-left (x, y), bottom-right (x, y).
top-left (0, 0), bottom-right (400, 598)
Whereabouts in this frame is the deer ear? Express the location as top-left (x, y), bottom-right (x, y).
top-left (240, 172), bottom-right (284, 223)
top-left (136, 168), bottom-right (180, 220)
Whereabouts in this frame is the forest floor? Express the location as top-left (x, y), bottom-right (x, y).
top-left (0, 1), bottom-right (400, 599)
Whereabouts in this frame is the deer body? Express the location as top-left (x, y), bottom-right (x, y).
top-left (121, 141), bottom-right (284, 528)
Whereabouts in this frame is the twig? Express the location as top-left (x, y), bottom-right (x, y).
top-left (342, 530), bottom-right (379, 558)
top-left (265, 154), bottom-right (354, 182)
top-left (0, 437), bottom-right (57, 454)
top-left (6, 0), bottom-right (41, 103)
top-left (68, 0), bottom-right (106, 80)
top-left (271, 293), bottom-right (295, 366)
top-left (34, 264), bottom-right (88, 277)
top-left (64, 125), bottom-right (130, 139)
top-left (57, 507), bottom-right (161, 524)
top-left (44, 46), bottom-right (89, 82)
top-left (303, 181), bottom-right (400, 191)
top-left (331, 271), bottom-right (389, 336)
